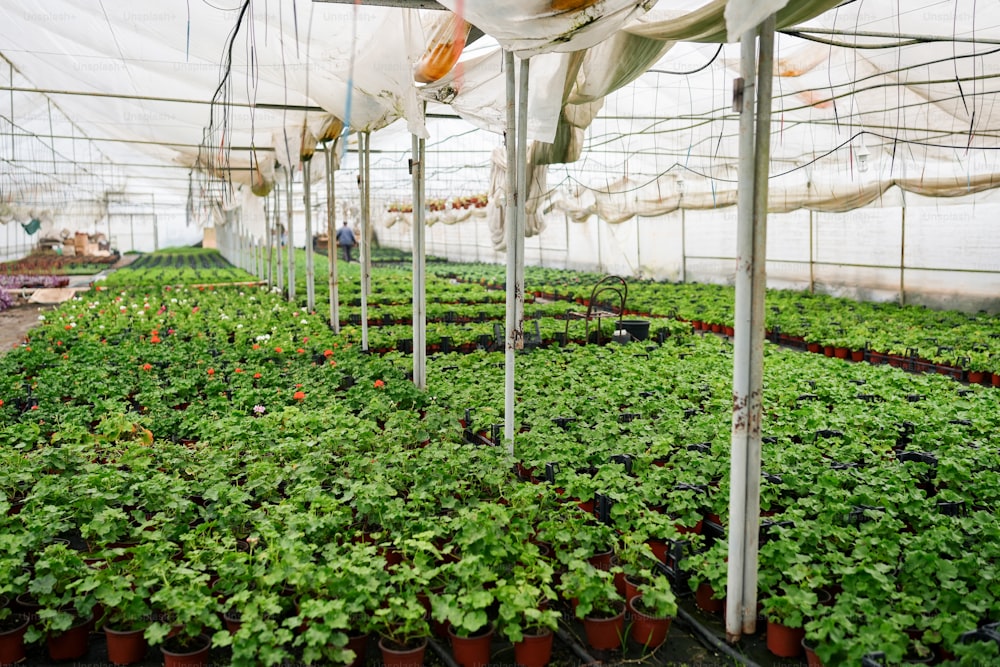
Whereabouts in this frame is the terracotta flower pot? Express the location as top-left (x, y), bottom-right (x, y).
top-left (802, 637), bottom-right (824, 667)
top-left (449, 624), bottom-right (494, 667)
top-left (0, 615), bottom-right (29, 666)
top-left (47, 611), bottom-right (93, 661)
top-left (105, 625), bottom-right (149, 665)
top-left (513, 629), bottom-right (553, 667)
top-left (587, 549), bottom-right (613, 572)
top-left (379, 636), bottom-right (428, 667)
top-left (695, 583), bottom-right (724, 614)
top-left (161, 633), bottom-right (211, 667)
top-left (627, 595), bottom-right (672, 648)
top-left (583, 604), bottom-right (625, 651)
top-left (766, 619), bottom-right (804, 658)
top-left (346, 630), bottom-right (369, 667)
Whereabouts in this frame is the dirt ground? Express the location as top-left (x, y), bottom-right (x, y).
top-left (0, 302), bottom-right (49, 353)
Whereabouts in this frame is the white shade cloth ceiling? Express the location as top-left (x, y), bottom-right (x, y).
top-left (1, 0), bottom-right (998, 240)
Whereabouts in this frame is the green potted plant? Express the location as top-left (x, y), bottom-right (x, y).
top-left (146, 565), bottom-right (222, 667)
top-left (493, 558), bottom-right (559, 667)
top-left (761, 584), bottom-right (819, 658)
top-left (627, 574), bottom-right (677, 648)
top-left (23, 543), bottom-right (96, 662)
top-left (558, 560), bottom-right (624, 651)
top-left (371, 563), bottom-right (431, 667)
top-left (89, 543), bottom-right (162, 665)
top-left (431, 553), bottom-right (497, 667)
top-left (687, 539), bottom-right (727, 614)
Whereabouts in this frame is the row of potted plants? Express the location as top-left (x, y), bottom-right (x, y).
top-left (2, 261), bottom-right (998, 665)
top-left (423, 261), bottom-right (1000, 381)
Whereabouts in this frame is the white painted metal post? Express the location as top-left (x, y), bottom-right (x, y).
top-left (286, 167), bottom-right (296, 303)
top-left (899, 206), bottom-right (906, 305)
top-left (326, 145), bottom-right (340, 332)
top-left (742, 14), bottom-right (776, 638)
top-left (726, 25), bottom-right (758, 644)
top-left (360, 131), bottom-right (371, 351)
top-left (274, 185), bottom-right (283, 294)
top-left (515, 58), bottom-right (529, 348)
top-left (727, 14), bottom-right (776, 642)
top-left (412, 133), bottom-right (427, 389)
top-left (503, 50), bottom-right (518, 451)
top-left (808, 209), bottom-right (814, 293)
top-left (304, 159), bottom-right (316, 312)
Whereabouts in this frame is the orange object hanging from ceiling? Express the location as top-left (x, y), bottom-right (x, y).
top-left (550, 0), bottom-right (600, 11)
top-left (414, 13), bottom-right (471, 84)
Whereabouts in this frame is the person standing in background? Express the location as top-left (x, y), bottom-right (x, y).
top-left (335, 220), bottom-right (357, 262)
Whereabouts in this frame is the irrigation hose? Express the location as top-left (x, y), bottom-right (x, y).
top-left (554, 627), bottom-right (602, 666)
top-left (676, 607), bottom-right (761, 667)
top-left (427, 636), bottom-right (463, 667)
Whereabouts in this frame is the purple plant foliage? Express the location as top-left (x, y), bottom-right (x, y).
top-left (0, 287), bottom-right (13, 312)
top-left (0, 274), bottom-right (70, 289)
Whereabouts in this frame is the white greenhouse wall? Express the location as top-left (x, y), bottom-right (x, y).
top-left (375, 186), bottom-right (1000, 313)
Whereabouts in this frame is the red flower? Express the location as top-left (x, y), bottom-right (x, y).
top-left (296, 348), bottom-right (305, 354)
top-left (329, 360), bottom-right (337, 367)
top-left (295, 383), bottom-right (303, 388)
top-left (0, 399), bottom-right (4, 406)
top-left (323, 349), bottom-right (334, 357)
top-left (234, 368), bottom-right (243, 373)
top-left (30, 405), bottom-right (38, 411)
top-left (374, 379), bottom-right (385, 388)
top-left (253, 372), bottom-right (262, 379)
top-left (192, 307), bottom-right (199, 313)
top-left (150, 336), bottom-right (161, 344)
top-left (293, 391), bottom-right (306, 401)
top-left (274, 347), bottom-right (283, 354)
top-left (142, 363), bottom-right (152, 371)
top-left (207, 368), bottom-right (215, 376)
top-left (252, 343), bottom-right (260, 350)
top-left (64, 324), bottom-right (71, 330)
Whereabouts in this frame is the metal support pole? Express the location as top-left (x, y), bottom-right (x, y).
top-left (899, 206), bottom-right (906, 305)
top-left (412, 132), bottom-right (427, 389)
top-left (325, 144), bottom-right (340, 332)
top-left (503, 52), bottom-right (529, 454)
top-left (152, 194), bottom-right (159, 252)
top-left (274, 185), bottom-right (283, 294)
top-left (360, 131), bottom-right (371, 351)
top-left (503, 50), bottom-right (518, 451)
top-left (726, 24), bottom-right (759, 645)
top-left (680, 208), bottom-right (687, 282)
top-left (515, 58), bottom-right (528, 344)
top-left (808, 209), bottom-right (814, 293)
top-left (727, 14), bottom-right (776, 643)
top-left (286, 167), bottom-right (296, 303)
top-left (262, 193), bottom-right (271, 282)
top-left (742, 14), bottom-right (775, 638)
top-left (304, 159), bottom-right (316, 312)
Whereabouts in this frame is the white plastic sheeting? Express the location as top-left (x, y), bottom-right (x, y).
top-left (2, 0), bottom-right (1000, 268)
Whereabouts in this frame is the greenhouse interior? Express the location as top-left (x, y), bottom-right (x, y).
top-left (2, 0), bottom-right (1000, 666)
